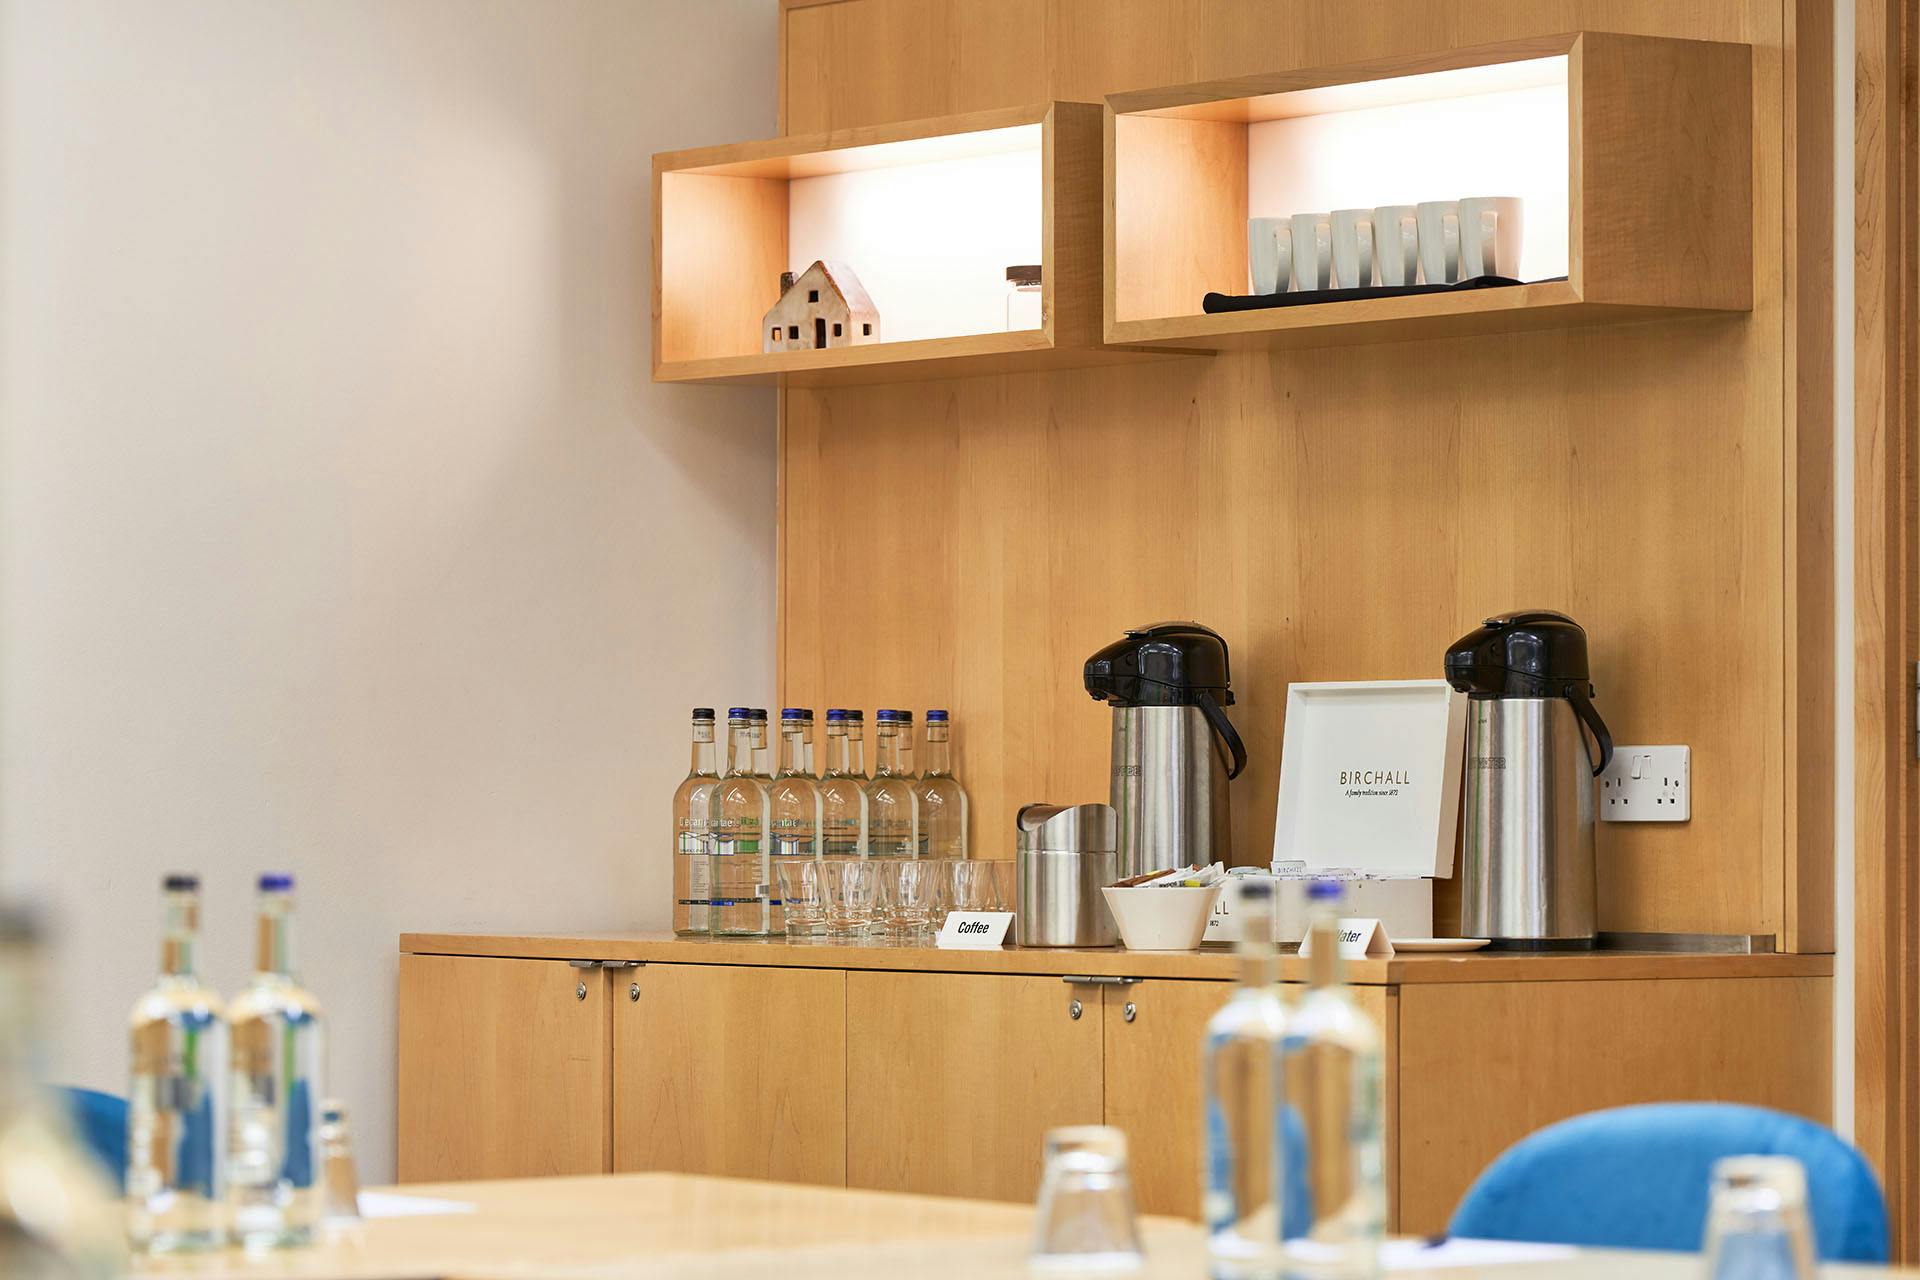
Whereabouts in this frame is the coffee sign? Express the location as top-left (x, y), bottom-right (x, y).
top-left (937, 911), bottom-right (1013, 948)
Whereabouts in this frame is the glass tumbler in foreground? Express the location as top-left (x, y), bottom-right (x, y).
top-left (948, 860), bottom-right (999, 913)
top-left (883, 860), bottom-right (938, 940)
top-left (1030, 1125), bottom-right (1144, 1271)
top-left (822, 860), bottom-right (880, 940)
top-left (776, 861), bottom-right (826, 939)
top-left (1702, 1156), bottom-right (1816, 1280)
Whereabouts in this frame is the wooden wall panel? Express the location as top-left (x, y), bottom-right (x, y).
top-left (776, 0), bottom-right (1827, 946)
top-left (782, 0), bottom-right (1049, 134)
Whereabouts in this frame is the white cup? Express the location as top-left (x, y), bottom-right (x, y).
top-left (1248, 217), bottom-right (1293, 295)
top-left (1457, 195), bottom-right (1525, 280)
top-left (1372, 205), bottom-right (1419, 287)
top-left (1415, 200), bottom-right (1460, 285)
top-left (1289, 212), bottom-right (1332, 292)
top-left (1329, 209), bottom-right (1375, 289)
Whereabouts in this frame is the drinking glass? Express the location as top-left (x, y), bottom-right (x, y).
top-left (883, 860), bottom-right (939, 941)
top-left (318, 1099), bottom-right (363, 1236)
top-left (1030, 1125), bottom-right (1144, 1271)
top-left (821, 859), bottom-right (880, 940)
top-left (986, 859), bottom-right (1017, 913)
top-left (948, 860), bottom-right (1000, 913)
top-left (775, 860), bottom-right (826, 940)
top-left (1702, 1156), bottom-right (1816, 1280)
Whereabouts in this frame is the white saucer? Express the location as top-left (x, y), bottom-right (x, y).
top-left (1392, 937), bottom-right (1491, 953)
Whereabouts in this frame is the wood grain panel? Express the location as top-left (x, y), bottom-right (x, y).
top-left (1108, 113), bottom-right (1245, 322)
top-left (1395, 976), bottom-right (1832, 1234)
top-left (614, 963), bottom-right (847, 1187)
top-left (396, 955), bottom-right (610, 1182)
top-left (1852, 0), bottom-right (1919, 1255)
top-left (1101, 980), bottom-right (1397, 1226)
top-left (1572, 32), bottom-right (1752, 311)
top-left (655, 172), bottom-right (786, 365)
top-left (777, 0), bottom-right (1815, 947)
top-left (846, 970), bottom-right (1102, 1200)
top-left (782, 0), bottom-right (1048, 134)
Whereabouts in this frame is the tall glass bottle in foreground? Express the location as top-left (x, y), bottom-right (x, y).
top-left (709, 708), bottom-right (773, 935)
top-left (864, 710), bottom-right (920, 859)
top-left (672, 708), bottom-right (720, 936)
top-left (0, 905), bottom-right (127, 1280)
top-left (228, 874), bottom-right (325, 1250)
top-left (768, 708), bottom-right (823, 934)
top-left (818, 710), bottom-right (869, 858)
top-left (128, 873), bottom-right (227, 1253)
top-left (915, 709), bottom-right (969, 858)
top-left (1280, 880), bottom-right (1385, 1278)
top-left (1202, 879), bottom-right (1288, 1280)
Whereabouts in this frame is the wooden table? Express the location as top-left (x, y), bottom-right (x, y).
top-left (127, 1173), bottom-right (1911, 1279)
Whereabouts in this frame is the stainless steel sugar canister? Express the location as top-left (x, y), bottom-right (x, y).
top-left (1014, 803), bottom-right (1120, 947)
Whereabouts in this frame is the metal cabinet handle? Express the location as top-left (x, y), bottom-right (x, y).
top-left (1060, 975), bottom-right (1142, 986)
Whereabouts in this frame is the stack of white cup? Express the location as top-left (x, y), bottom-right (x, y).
top-left (1248, 196), bottom-right (1524, 294)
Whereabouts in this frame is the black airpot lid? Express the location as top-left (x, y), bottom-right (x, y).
top-left (1444, 610), bottom-right (1594, 698)
top-left (1084, 621), bottom-right (1235, 707)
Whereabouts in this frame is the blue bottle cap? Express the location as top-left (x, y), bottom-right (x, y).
top-left (875, 709), bottom-right (900, 722)
top-left (1308, 878), bottom-right (1344, 901)
top-left (163, 873), bottom-right (199, 892)
top-left (926, 709), bottom-right (949, 722)
top-left (727, 707), bottom-right (752, 719)
top-left (259, 873), bottom-right (295, 893)
top-left (825, 709), bottom-right (849, 721)
top-left (780, 708), bottom-right (805, 720)
top-left (692, 707), bottom-right (715, 720)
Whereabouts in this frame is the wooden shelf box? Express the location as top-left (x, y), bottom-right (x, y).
top-left (1104, 32), bottom-right (1752, 350)
top-left (653, 102), bottom-right (1115, 386)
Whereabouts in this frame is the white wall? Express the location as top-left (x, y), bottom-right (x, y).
top-left (0, 0), bottom-right (779, 1180)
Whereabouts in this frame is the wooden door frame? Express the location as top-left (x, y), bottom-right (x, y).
top-left (1854, 0), bottom-right (1919, 1257)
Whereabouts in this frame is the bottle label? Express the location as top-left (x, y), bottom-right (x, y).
top-left (688, 859), bottom-right (710, 896)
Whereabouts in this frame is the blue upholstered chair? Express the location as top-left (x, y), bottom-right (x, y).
top-left (1449, 1103), bottom-right (1888, 1263)
top-left (58, 1087), bottom-right (127, 1193)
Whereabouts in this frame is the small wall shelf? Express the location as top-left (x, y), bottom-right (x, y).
top-left (1104, 32), bottom-right (1753, 351)
top-left (653, 102), bottom-right (1136, 387)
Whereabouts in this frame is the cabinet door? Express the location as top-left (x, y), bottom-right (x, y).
top-left (847, 971), bottom-right (1103, 1201)
top-left (1101, 978), bottom-right (1231, 1218)
top-left (396, 954), bottom-right (610, 1182)
top-left (614, 962), bottom-right (847, 1187)
top-left (1103, 981), bottom-right (1398, 1226)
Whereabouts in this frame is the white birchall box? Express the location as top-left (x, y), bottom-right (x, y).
top-left (1268, 678), bottom-right (1468, 943)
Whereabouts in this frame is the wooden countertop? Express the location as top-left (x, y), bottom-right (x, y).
top-left (126, 1173), bottom-right (1905, 1280)
top-left (400, 931), bottom-right (1834, 985)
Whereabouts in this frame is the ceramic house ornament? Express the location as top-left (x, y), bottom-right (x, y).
top-left (763, 260), bottom-right (881, 353)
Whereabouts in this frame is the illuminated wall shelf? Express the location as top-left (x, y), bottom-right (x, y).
top-left (653, 102), bottom-right (1161, 387)
top-left (1105, 32), bottom-right (1753, 351)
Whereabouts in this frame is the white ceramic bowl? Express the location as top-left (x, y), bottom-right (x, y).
top-left (1101, 884), bottom-right (1223, 952)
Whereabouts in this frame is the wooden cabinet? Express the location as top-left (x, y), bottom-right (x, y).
top-left (614, 962), bottom-right (847, 1187)
top-left (398, 935), bottom-right (1832, 1235)
top-left (846, 971), bottom-right (1103, 1201)
top-left (396, 954), bottom-right (611, 1182)
top-left (1099, 978), bottom-right (1225, 1218)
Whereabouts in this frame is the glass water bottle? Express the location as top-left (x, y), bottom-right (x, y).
top-left (1280, 880), bottom-right (1385, 1278)
top-left (768, 709), bottom-right (823, 933)
top-left (671, 708), bottom-right (720, 936)
top-left (228, 874), bottom-right (325, 1250)
top-left (709, 709), bottom-right (773, 935)
top-left (863, 710), bottom-right (921, 859)
top-left (128, 874), bottom-right (228, 1253)
top-left (1202, 879), bottom-right (1289, 1279)
top-left (749, 709), bottom-right (772, 781)
top-left (818, 710), bottom-right (869, 858)
top-left (915, 709), bottom-right (970, 858)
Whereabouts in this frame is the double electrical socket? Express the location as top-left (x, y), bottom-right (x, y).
top-left (1597, 745), bottom-right (1690, 822)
